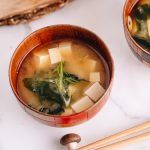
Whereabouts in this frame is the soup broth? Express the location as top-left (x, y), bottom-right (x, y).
top-left (128, 0), bottom-right (150, 52)
top-left (17, 39), bottom-right (110, 116)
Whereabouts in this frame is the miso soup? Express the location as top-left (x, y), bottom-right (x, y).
top-left (17, 39), bottom-right (110, 116)
top-left (128, 0), bottom-right (150, 52)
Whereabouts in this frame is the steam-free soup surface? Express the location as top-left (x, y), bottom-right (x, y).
top-left (17, 39), bottom-right (109, 116)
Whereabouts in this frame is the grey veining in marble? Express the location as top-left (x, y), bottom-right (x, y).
top-left (0, 0), bottom-right (149, 150)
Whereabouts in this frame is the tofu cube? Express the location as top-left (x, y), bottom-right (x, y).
top-left (34, 53), bottom-right (51, 70)
top-left (147, 19), bottom-right (150, 37)
top-left (89, 72), bottom-right (100, 82)
top-left (59, 42), bottom-right (72, 53)
top-left (62, 108), bottom-right (74, 116)
top-left (71, 96), bottom-right (94, 113)
top-left (59, 42), bottom-right (72, 60)
top-left (48, 47), bottom-right (62, 65)
top-left (84, 82), bottom-right (105, 102)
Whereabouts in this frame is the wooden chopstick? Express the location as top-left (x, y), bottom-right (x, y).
top-left (78, 121), bottom-right (150, 150)
top-left (97, 132), bottom-right (150, 150)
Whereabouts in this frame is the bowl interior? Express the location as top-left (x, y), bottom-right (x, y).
top-left (9, 25), bottom-right (114, 116)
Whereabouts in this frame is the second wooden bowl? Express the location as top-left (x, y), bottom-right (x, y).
top-left (123, 0), bottom-right (150, 66)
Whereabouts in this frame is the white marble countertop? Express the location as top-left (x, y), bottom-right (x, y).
top-left (0, 0), bottom-right (150, 150)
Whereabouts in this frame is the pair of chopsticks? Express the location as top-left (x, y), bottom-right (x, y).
top-left (78, 121), bottom-right (150, 150)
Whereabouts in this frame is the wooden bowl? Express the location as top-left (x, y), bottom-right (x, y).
top-left (9, 25), bottom-right (114, 127)
top-left (123, 0), bottom-right (150, 66)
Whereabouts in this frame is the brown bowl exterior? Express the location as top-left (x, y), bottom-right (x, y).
top-left (9, 25), bottom-right (114, 127)
top-left (123, 0), bottom-right (150, 66)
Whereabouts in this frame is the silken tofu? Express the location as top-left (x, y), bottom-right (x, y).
top-left (48, 47), bottom-right (62, 65)
top-left (59, 42), bottom-right (72, 60)
top-left (84, 82), bottom-right (105, 102)
top-left (34, 52), bottom-right (51, 70)
top-left (89, 72), bottom-right (100, 82)
top-left (71, 96), bottom-right (94, 113)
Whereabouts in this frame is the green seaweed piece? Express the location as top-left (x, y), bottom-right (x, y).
top-left (134, 36), bottom-right (150, 51)
top-left (133, 4), bottom-right (150, 20)
top-left (23, 78), bottom-right (64, 105)
top-left (23, 61), bottom-right (81, 114)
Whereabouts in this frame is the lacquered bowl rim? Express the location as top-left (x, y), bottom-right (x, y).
top-left (9, 24), bottom-right (114, 119)
top-left (123, 0), bottom-right (150, 56)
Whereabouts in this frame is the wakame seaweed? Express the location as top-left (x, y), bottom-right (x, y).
top-left (134, 36), bottom-right (150, 50)
top-left (23, 78), bottom-right (64, 104)
top-left (23, 61), bottom-right (81, 115)
top-left (133, 4), bottom-right (150, 20)
top-left (131, 1), bottom-right (150, 51)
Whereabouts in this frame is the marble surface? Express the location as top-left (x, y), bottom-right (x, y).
top-left (0, 0), bottom-right (150, 150)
